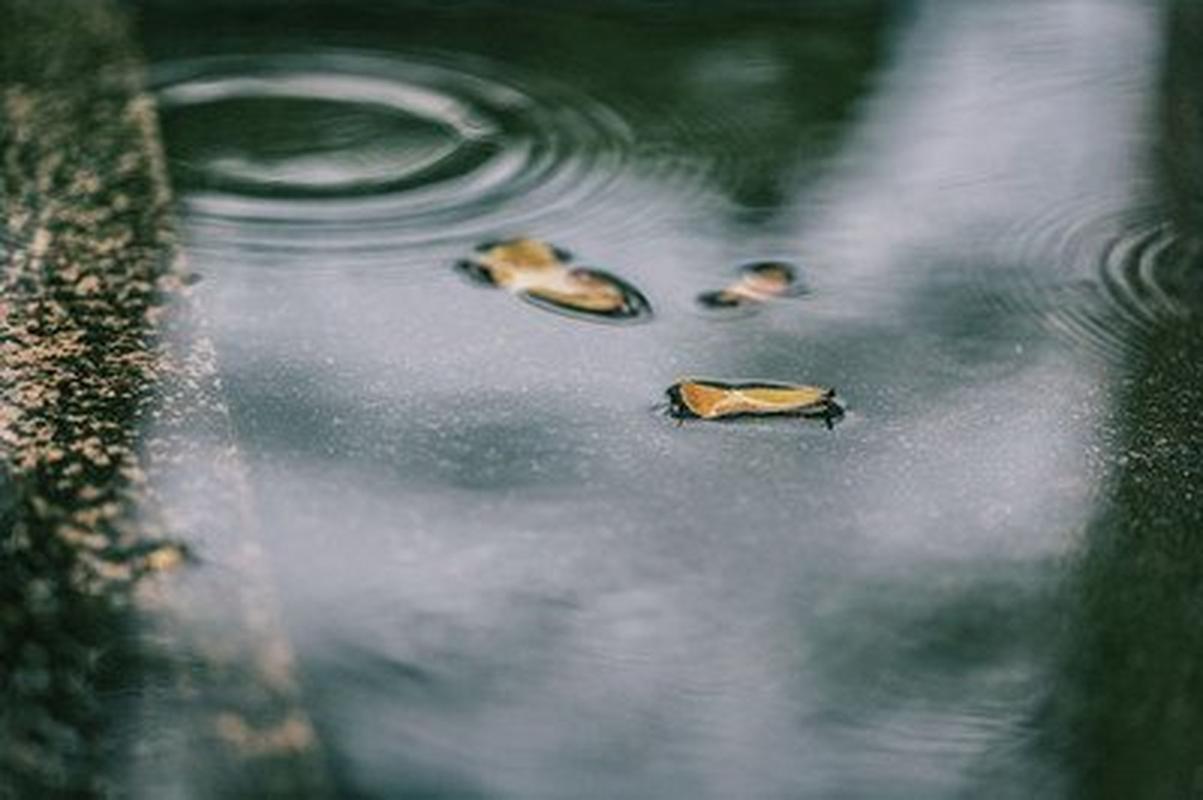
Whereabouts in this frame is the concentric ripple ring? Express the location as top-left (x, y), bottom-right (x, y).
top-left (151, 50), bottom-right (634, 264)
top-left (982, 200), bottom-right (1202, 364)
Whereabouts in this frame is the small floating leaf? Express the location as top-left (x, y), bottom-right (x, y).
top-left (521, 267), bottom-right (651, 320)
top-left (697, 261), bottom-right (803, 311)
top-left (665, 378), bottom-right (842, 428)
top-left (457, 238), bottom-right (652, 322)
top-left (456, 237), bottom-right (567, 287)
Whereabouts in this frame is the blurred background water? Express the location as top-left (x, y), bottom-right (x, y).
top-left (46, 0), bottom-right (1203, 796)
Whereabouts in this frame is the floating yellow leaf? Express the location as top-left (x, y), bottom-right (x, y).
top-left (456, 238), bottom-right (651, 322)
top-left (665, 379), bottom-right (842, 428)
top-left (697, 261), bottom-right (803, 310)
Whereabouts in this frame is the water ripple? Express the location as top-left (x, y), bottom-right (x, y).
top-left (152, 50), bottom-right (636, 266)
top-left (986, 201), bottom-right (1201, 364)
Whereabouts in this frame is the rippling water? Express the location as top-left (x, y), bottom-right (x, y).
top-left (154, 49), bottom-right (636, 266)
top-left (989, 202), bottom-right (1201, 363)
top-left (117, 0), bottom-right (1203, 797)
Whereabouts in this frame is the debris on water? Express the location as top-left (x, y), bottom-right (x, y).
top-left (456, 237), bottom-right (652, 322)
top-left (522, 267), bottom-right (652, 319)
top-left (665, 378), bottom-right (843, 429)
top-left (456, 237), bottom-right (568, 285)
top-left (697, 261), bottom-right (803, 311)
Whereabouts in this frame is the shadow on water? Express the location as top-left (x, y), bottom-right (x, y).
top-left (1045, 313), bottom-right (1203, 799)
top-left (139, 0), bottom-right (891, 267)
top-left (1161, 0), bottom-right (1203, 239)
top-left (1034, 4), bottom-right (1203, 797)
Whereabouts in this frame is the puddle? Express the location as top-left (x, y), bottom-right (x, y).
top-left (3, 0), bottom-right (1193, 796)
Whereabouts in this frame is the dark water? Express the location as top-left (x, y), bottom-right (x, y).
top-left (127, 1), bottom-right (1203, 796)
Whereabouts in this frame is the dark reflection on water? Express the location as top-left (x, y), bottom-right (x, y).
top-left (153, 50), bottom-right (634, 262)
top-left (803, 562), bottom-right (1059, 796)
top-left (1043, 315), bottom-right (1203, 799)
top-left (982, 202), bottom-right (1201, 364)
top-left (1036, 5), bottom-right (1203, 796)
top-left (1162, 0), bottom-right (1203, 236)
top-left (125, 0), bottom-right (1203, 797)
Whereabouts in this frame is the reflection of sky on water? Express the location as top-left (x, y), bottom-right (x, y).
top-left (167, 1), bottom-right (1162, 796)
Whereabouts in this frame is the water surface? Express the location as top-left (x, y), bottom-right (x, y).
top-left (128, 1), bottom-right (1203, 796)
